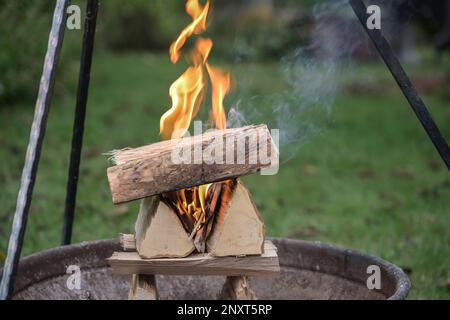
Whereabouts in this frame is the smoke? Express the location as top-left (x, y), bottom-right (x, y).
top-left (226, 0), bottom-right (365, 163)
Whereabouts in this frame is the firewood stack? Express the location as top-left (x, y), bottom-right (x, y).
top-left (106, 125), bottom-right (280, 300)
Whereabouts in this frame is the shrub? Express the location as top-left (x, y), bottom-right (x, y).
top-left (207, 1), bottom-right (303, 61)
top-left (98, 0), bottom-right (185, 51)
top-left (0, 0), bottom-right (55, 103)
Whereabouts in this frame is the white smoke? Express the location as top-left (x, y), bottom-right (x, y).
top-left (227, 0), bottom-right (364, 163)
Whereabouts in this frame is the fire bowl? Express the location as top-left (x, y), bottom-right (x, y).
top-left (2, 238), bottom-right (410, 300)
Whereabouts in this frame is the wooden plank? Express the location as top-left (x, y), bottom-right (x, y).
top-left (107, 124), bottom-right (278, 204)
top-left (107, 240), bottom-right (280, 277)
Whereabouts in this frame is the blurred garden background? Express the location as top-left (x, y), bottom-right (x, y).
top-left (0, 0), bottom-right (449, 298)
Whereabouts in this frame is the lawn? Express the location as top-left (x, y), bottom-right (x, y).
top-left (0, 51), bottom-right (449, 299)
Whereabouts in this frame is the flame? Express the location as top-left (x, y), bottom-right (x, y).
top-left (160, 38), bottom-right (212, 140)
top-left (206, 63), bottom-right (230, 130)
top-left (159, 0), bottom-right (232, 237)
top-left (169, 0), bottom-right (210, 64)
top-left (168, 183), bottom-right (212, 233)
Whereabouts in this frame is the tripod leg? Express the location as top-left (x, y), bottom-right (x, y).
top-left (62, 0), bottom-right (99, 245)
top-left (0, 0), bottom-right (69, 300)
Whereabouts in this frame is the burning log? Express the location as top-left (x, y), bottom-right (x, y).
top-left (159, 181), bottom-right (230, 253)
top-left (106, 0), bottom-right (281, 300)
top-left (107, 124), bottom-right (278, 204)
top-left (191, 182), bottom-right (223, 252)
top-left (128, 179), bottom-right (264, 258)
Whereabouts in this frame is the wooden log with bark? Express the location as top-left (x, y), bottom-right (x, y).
top-left (107, 124), bottom-right (278, 204)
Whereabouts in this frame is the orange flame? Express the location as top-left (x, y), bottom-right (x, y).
top-left (169, 0), bottom-right (210, 64)
top-left (206, 63), bottom-right (230, 130)
top-left (160, 38), bottom-right (212, 140)
top-left (160, 0), bottom-right (232, 236)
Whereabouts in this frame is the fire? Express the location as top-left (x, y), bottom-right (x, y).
top-left (160, 38), bottom-right (212, 140)
top-left (160, 0), bottom-right (231, 236)
top-left (166, 184), bottom-right (212, 235)
top-left (206, 63), bottom-right (230, 130)
top-left (169, 0), bottom-right (209, 64)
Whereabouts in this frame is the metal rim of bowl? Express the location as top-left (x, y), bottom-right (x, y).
top-left (1, 237), bottom-right (411, 300)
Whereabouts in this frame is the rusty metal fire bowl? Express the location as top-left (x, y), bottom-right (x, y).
top-left (1, 238), bottom-right (410, 300)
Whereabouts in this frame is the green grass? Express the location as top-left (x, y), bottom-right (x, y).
top-left (0, 52), bottom-right (449, 299)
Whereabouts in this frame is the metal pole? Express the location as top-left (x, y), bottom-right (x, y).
top-left (0, 0), bottom-right (69, 300)
top-left (62, 0), bottom-right (99, 245)
top-left (350, 0), bottom-right (450, 170)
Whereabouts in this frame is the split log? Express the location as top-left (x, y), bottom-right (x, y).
top-left (108, 240), bottom-right (280, 277)
top-left (134, 197), bottom-right (195, 258)
top-left (207, 181), bottom-right (264, 257)
top-left (128, 274), bottom-right (158, 300)
top-left (120, 181), bottom-right (263, 258)
top-left (219, 276), bottom-right (257, 300)
top-left (192, 180), bottom-right (234, 253)
top-left (107, 124), bottom-right (278, 204)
